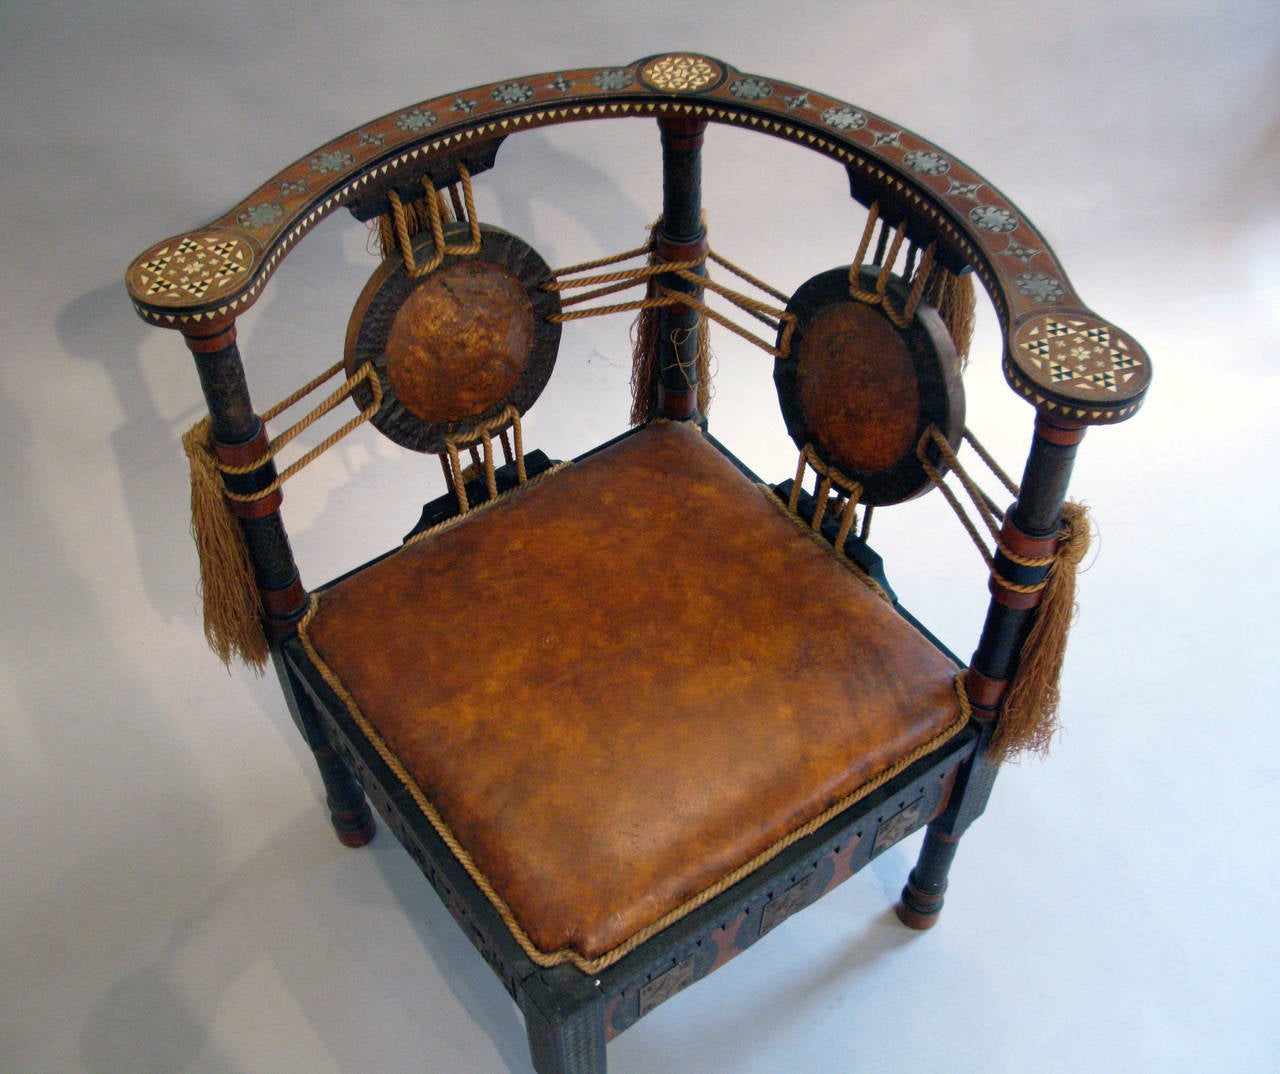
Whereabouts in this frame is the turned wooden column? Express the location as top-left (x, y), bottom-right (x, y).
top-left (899, 413), bottom-right (1087, 927)
top-left (654, 114), bottom-right (708, 422)
top-left (180, 318), bottom-right (373, 847)
top-left (949, 414), bottom-right (1087, 832)
top-left (969, 417), bottom-right (1086, 712)
top-left (180, 318), bottom-right (306, 635)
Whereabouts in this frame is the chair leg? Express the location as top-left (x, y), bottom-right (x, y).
top-left (519, 974), bottom-right (607, 1074)
top-left (895, 822), bottom-right (961, 930)
top-left (311, 743), bottom-right (376, 848)
top-left (271, 650), bottom-right (376, 848)
top-left (524, 1013), bottom-right (606, 1074)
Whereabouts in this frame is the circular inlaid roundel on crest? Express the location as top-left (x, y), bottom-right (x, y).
top-left (345, 224), bottom-right (561, 452)
top-left (129, 229), bottom-right (256, 306)
top-left (774, 267), bottom-right (965, 506)
top-left (639, 53), bottom-right (725, 93)
top-left (1008, 312), bottom-right (1151, 422)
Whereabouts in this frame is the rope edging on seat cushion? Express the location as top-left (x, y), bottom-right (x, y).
top-left (401, 457), bottom-right (571, 547)
top-left (756, 481), bottom-right (893, 603)
top-left (298, 460), bottom-right (972, 974)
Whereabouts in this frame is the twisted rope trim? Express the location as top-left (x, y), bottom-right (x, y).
top-left (758, 479), bottom-right (890, 604)
top-left (787, 444), bottom-right (865, 552)
top-left (439, 405), bottom-right (528, 514)
top-left (847, 201), bottom-right (944, 330)
top-left (916, 425), bottom-right (1058, 591)
top-left (297, 443), bottom-right (969, 974)
top-left (547, 242), bottom-right (796, 358)
top-left (216, 361), bottom-right (383, 503)
top-left (405, 458), bottom-right (572, 550)
top-left (386, 163), bottom-right (482, 277)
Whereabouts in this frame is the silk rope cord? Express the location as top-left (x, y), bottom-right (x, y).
top-left (912, 426), bottom-right (1095, 762)
top-left (439, 405), bottom-right (527, 515)
top-left (371, 182), bottom-right (457, 257)
top-left (846, 201), bottom-right (942, 331)
top-left (212, 361), bottom-right (383, 503)
top-left (181, 359), bottom-right (381, 671)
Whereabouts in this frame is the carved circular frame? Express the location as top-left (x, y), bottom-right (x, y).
top-left (345, 223), bottom-right (561, 453)
top-left (774, 266), bottom-right (965, 506)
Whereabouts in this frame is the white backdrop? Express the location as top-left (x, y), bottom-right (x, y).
top-left (2, 3), bottom-right (1277, 1072)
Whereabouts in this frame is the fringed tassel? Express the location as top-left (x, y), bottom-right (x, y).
top-left (992, 501), bottom-right (1093, 761)
top-left (629, 222), bottom-right (662, 424)
top-left (924, 267), bottom-right (977, 372)
top-left (694, 309), bottom-right (713, 417)
top-left (182, 419), bottom-right (268, 672)
top-left (628, 218), bottom-right (713, 425)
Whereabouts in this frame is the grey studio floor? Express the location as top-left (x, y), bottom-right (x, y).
top-left (3, 4), bottom-right (1277, 1073)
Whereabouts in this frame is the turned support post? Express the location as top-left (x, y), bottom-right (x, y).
top-left (896, 824), bottom-right (961, 930)
top-left (181, 319), bottom-right (373, 846)
top-left (968, 415), bottom-right (1087, 716)
top-left (898, 413), bottom-right (1087, 928)
top-left (181, 319), bottom-right (306, 635)
top-left (654, 114), bottom-right (708, 422)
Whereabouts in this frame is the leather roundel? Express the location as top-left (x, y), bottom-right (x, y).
top-left (774, 266), bottom-right (964, 506)
top-left (345, 223), bottom-right (561, 452)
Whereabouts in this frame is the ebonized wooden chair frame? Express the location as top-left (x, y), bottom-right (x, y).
top-left (126, 54), bottom-right (1149, 1074)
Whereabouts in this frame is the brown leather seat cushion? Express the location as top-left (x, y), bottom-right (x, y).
top-left (302, 421), bottom-right (964, 970)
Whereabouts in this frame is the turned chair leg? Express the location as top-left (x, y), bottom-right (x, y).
top-left (272, 651), bottom-right (376, 847)
top-left (311, 743), bottom-right (376, 847)
top-left (896, 822), bottom-right (961, 930)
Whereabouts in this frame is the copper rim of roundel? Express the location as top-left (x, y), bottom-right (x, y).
top-left (344, 224), bottom-right (561, 453)
top-left (775, 266), bottom-right (965, 506)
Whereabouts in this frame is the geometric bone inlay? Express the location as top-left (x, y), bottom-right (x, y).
top-left (132, 231), bottom-right (254, 305)
top-left (122, 48), bottom-right (1147, 438)
top-left (639, 53), bottom-right (723, 92)
top-left (1013, 314), bottom-right (1147, 399)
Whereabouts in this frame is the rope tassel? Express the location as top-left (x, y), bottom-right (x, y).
top-left (182, 419), bottom-right (268, 672)
top-left (629, 224), bottom-right (662, 425)
top-left (992, 500), bottom-right (1093, 761)
top-left (178, 362), bottom-right (380, 673)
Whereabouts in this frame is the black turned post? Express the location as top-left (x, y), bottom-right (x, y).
top-left (897, 414), bottom-right (1086, 928)
top-left (896, 824), bottom-right (960, 929)
top-left (655, 114), bottom-right (708, 422)
top-left (969, 415), bottom-right (1087, 717)
top-left (313, 740), bottom-right (378, 847)
top-left (181, 318), bottom-right (374, 847)
top-left (274, 652), bottom-right (376, 847)
top-left (181, 319), bottom-right (305, 627)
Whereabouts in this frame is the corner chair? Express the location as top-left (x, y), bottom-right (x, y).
top-left (126, 53), bottom-right (1150, 1074)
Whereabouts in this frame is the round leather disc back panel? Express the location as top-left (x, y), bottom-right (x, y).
top-left (774, 266), bottom-right (964, 505)
top-left (346, 223), bottom-right (561, 452)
